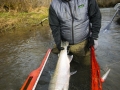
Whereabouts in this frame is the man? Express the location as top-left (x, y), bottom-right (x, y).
top-left (49, 0), bottom-right (101, 66)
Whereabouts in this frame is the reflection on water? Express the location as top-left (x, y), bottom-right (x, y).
top-left (0, 25), bottom-right (54, 90)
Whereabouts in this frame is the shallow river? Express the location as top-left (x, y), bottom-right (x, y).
top-left (0, 24), bottom-right (54, 90)
top-left (97, 8), bottom-right (120, 90)
top-left (0, 8), bottom-right (120, 90)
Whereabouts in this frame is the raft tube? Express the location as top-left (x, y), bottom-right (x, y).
top-left (20, 49), bottom-right (51, 90)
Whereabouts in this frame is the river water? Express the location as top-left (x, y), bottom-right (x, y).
top-left (0, 24), bottom-right (54, 90)
top-left (97, 8), bottom-right (120, 90)
top-left (0, 8), bottom-right (120, 90)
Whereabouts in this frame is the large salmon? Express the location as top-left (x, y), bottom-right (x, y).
top-left (49, 41), bottom-right (73, 90)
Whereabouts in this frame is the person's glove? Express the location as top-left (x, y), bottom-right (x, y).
top-left (56, 42), bottom-right (64, 51)
top-left (88, 37), bottom-right (98, 49)
top-left (57, 46), bottom-right (64, 51)
top-left (88, 37), bottom-right (94, 48)
top-left (57, 44), bottom-right (70, 52)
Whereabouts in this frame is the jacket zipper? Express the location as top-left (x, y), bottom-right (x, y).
top-left (68, 2), bottom-right (74, 44)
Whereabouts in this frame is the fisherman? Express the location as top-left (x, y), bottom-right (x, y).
top-left (49, 0), bottom-right (101, 68)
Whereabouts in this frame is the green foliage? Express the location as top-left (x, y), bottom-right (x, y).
top-left (0, 0), bottom-right (119, 12)
top-left (0, 0), bottom-right (51, 12)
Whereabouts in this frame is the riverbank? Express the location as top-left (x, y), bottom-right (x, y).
top-left (1, 4), bottom-right (120, 34)
top-left (97, 0), bottom-right (120, 7)
top-left (0, 7), bottom-right (48, 33)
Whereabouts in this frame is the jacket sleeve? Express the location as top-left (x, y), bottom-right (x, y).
top-left (49, 5), bottom-right (61, 48)
top-left (88, 0), bottom-right (101, 39)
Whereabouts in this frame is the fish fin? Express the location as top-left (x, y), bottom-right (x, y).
top-left (70, 71), bottom-right (77, 75)
top-left (68, 55), bottom-right (73, 62)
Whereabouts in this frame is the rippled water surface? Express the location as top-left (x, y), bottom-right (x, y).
top-left (97, 8), bottom-right (120, 90)
top-left (0, 25), bottom-right (54, 90)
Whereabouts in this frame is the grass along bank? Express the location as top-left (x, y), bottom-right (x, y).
top-left (0, 7), bottom-right (48, 33)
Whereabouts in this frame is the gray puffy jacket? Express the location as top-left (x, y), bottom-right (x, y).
top-left (49, 0), bottom-right (101, 47)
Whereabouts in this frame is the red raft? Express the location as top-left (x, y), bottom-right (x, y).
top-left (21, 47), bottom-right (106, 90)
top-left (20, 49), bottom-right (51, 90)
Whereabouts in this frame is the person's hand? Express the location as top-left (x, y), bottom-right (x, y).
top-left (51, 45), bottom-right (64, 54)
top-left (57, 41), bottom-right (70, 52)
top-left (57, 45), bottom-right (70, 52)
top-left (56, 42), bottom-right (64, 51)
top-left (88, 37), bottom-right (98, 49)
top-left (57, 46), bottom-right (64, 51)
top-left (94, 40), bottom-right (98, 50)
top-left (88, 37), bottom-right (94, 48)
